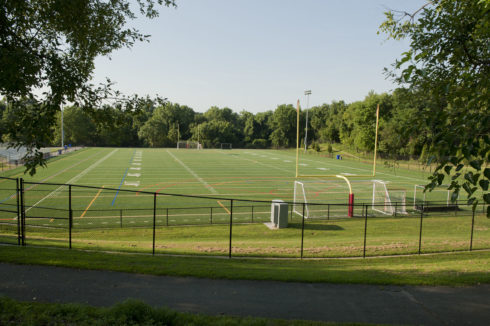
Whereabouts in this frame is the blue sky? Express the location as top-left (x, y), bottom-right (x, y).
top-left (93, 0), bottom-right (426, 113)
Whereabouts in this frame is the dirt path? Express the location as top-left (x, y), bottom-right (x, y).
top-left (0, 262), bottom-right (488, 325)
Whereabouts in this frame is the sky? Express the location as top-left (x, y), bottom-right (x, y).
top-left (93, 0), bottom-right (427, 113)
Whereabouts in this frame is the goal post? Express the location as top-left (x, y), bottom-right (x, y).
top-left (295, 100), bottom-right (381, 179)
top-left (220, 143), bottom-right (232, 150)
top-left (413, 184), bottom-right (458, 211)
top-left (372, 180), bottom-right (407, 215)
top-left (293, 178), bottom-right (408, 219)
top-left (293, 176), bottom-right (368, 219)
top-left (177, 141), bottom-right (202, 150)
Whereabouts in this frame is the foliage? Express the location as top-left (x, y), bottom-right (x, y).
top-left (379, 0), bottom-right (490, 215)
top-left (1, 297), bottom-right (334, 326)
top-left (0, 0), bottom-right (176, 174)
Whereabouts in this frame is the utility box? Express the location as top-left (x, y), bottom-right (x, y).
top-left (271, 199), bottom-right (288, 229)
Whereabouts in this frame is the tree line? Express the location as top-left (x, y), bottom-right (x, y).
top-left (0, 87), bottom-right (436, 161)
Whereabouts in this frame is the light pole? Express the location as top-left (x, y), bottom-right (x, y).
top-left (304, 90), bottom-right (311, 153)
top-left (61, 103), bottom-right (64, 148)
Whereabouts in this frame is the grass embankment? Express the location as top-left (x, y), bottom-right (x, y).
top-left (4, 212), bottom-right (487, 258)
top-left (1, 245), bottom-right (488, 286)
top-left (0, 297), bottom-right (362, 326)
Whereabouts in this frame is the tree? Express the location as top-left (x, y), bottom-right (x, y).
top-left (269, 104), bottom-right (298, 148)
top-left (380, 0), bottom-right (490, 215)
top-left (0, 0), bottom-right (176, 174)
top-left (54, 106), bottom-right (97, 146)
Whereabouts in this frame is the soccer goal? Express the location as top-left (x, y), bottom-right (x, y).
top-left (413, 185), bottom-right (459, 212)
top-left (371, 180), bottom-right (407, 215)
top-left (177, 141), bottom-right (202, 149)
top-left (220, 143), bottom-right (232, 150)
top-left (293, 177), bottom-right (374, 219)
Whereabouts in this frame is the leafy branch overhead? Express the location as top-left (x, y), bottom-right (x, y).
top-left (380, 0), bottom-right (490, 216)
top-left (0, 0), bottom-right (176, 174)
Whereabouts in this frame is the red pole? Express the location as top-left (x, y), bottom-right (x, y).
top-left (348, 193), bottom-right (354, 217)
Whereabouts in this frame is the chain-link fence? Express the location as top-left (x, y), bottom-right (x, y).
top-left (1, 176), bottom-right (488, 258)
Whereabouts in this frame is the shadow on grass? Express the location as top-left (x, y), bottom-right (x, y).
top-left (288, 222), bottom-right (344, 231)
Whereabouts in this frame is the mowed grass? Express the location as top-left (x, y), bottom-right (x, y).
top-left (0, 245), bottom-right (489, 286)
top-left (0, 147), bottom-right (488, 259)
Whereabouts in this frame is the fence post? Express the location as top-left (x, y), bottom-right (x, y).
top-left (251, 203), bottom-right (254, 223)
top-left (290, 204), bottom-right (293, 222)
top-left (152, 193), bottom-right (156, 255)
top-left (69, 185), bottom-right (72, 249)
top-left (120, 209), bottom-right (123, 228)
top-left (363, 204), bottom-right (368, 258)
top-left (327, 204), bottom-right (330, 220)
top-left (20, 178), bottom-right (25, 246)
top-left (418, 208), bottom-right (424, 255)
top-left (394, 202), bottom-right (397, 217)
top-left (229, 199), bottom-right (233, 258)
top-left (301, 203), bottom-right (305, 259)
top-left (210, 207), bottom-right (213, 224)
top-left (16, 178), bottom-right (20, 246)
top-left (470, 209), bottom-right (475, 251)
top-left (166, 208), bottom-right (169, 226)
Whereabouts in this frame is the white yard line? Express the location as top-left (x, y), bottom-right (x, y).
top-left (166, 150), bottom-right (218, 194)
top-left (26, 149), bottom-right (119, 212)
top-left (259, 151), bottom-right (428, 183)
top-left (234, 152), bottom-right (294, 175)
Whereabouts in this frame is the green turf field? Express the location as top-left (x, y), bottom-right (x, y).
top-left (0, 147), bottom-right (488, 258)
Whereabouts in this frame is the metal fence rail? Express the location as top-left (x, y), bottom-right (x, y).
top-left (0, 176), bottom-right (488, 259)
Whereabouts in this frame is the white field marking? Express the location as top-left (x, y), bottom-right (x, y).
top-left (272, 151), bottom-right (429, 183)
top-left (132, 162), bottom-right (141, 166)
top-left (25, 150), bottom-right (102, 191)
top-left (232, 156), bottom-right (294, 174)
top-left (283, 160), bottom-right (291, 163)
top-left (317, 167), bottom-right (328, 171)
top-left (130, 167), bottom-right (141, 170)
top-left (166, 150), bottom-right (218, 194)
top-left (299, 163), bottom-right (308, 166)
top-left (130, 221), bottom-right (135, 223)
top-left (340, 172), bottom-right (356, 176)
top-left (26, 149), bottom-right (119, 212)
top-left (127, 173), bottom-right (141, 177)
top-left (271, 158), bottom-right (279, 160)
top-left (124, 181), bottom-right (140, 186)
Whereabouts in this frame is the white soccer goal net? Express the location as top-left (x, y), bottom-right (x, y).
top-left (293, 178), bottom-right (374, 219)
top-left (220, 143), bottom-right (232, 150)
top-left (413, 184), bottom-right (458, 211)
top-left (177, 141), bottom-right (202, 149)
top-left (371, 180), bottom-right (407, 215)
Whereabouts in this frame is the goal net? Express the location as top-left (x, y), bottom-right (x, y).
top-left (413, 184), bottom-right (459, 211)
top-left (177, 141), bottom-right (202, 150)
top-left (371, 180), bottom-right (407, 215)
top-left (220, 143), bottom-right (232, 150)
top-left (293, 178), bottom-right (374, 219)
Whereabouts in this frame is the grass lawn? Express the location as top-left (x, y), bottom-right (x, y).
top-left (0, 245), bottom-right (488, 286)
top-left (1, 297), bottom-right (366, 326)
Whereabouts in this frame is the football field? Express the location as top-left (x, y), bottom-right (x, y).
top-left (0, 147), bottom-right (488, 258)
top-left (0, 147), bottom-right (435, 223)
